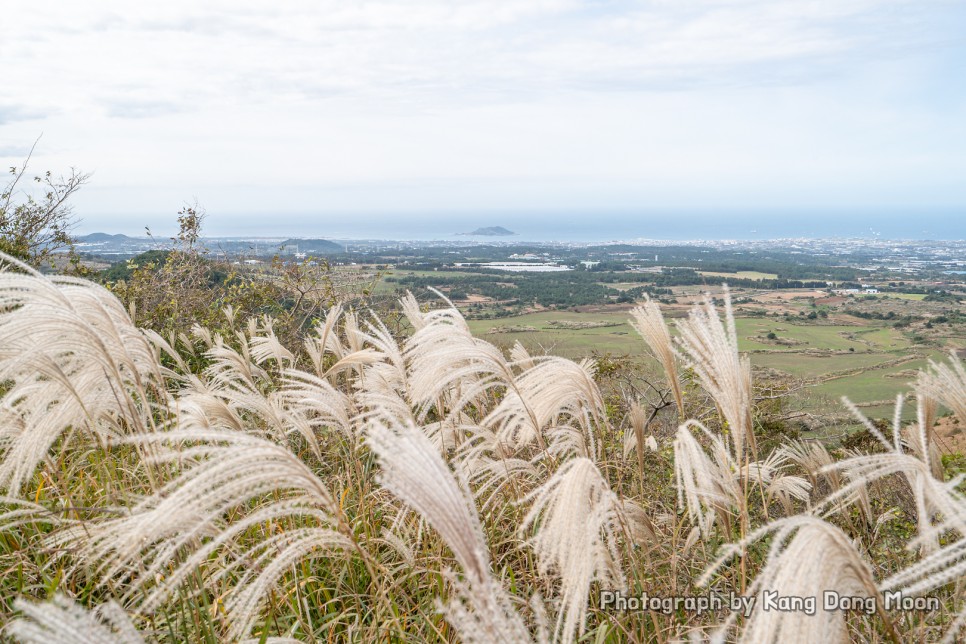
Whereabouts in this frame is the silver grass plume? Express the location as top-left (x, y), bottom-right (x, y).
top-left (366, 418), bottom-right (532, 644)
top-left (699, 518), bottom-right (888, 643)
top-left (303, 303), bottom-right (346, 378)
top-left (776, 439), bottom-right (873, 523)
top-left (675, 422), bottom-right (809, 536)
top-left (0, 254), bottom-right (162, 494)
top-left (624, 401), bottom-right (659, 465)
top-left (6, 595), bottom-right (144, 644)
top-left (519, 457), bottom-right (626, 643)
top-left (817, 398), bottom-right (964, 553)
top-left (248, 316), bottom-right (295, 367)
top-left (510, 341), bottom-right (537, 370)
top-left (674, 421), bottom-right (742, 537)
top-left (675, 288), bottom-right (756, 459)
top-left (905, 392), bottom-right (943, 480)
top-left (184, 336), bottom-right (331, 453)
top-left (278, 369), bottom-right (355, 440)
top-left (68, 430), bottom-right (351, 641)
top-left (756, 451), bottom-right (812, 516)
top-left (399, 291), bottom-right (427, 331)
top-left (484, 356), bottom-right (604, 456)
top-left (917, 353), bottom-right (966, 426)
top-left (403, 305), bottom-right (513, 423)
top-left (630, 296), bottom-right (685, 416)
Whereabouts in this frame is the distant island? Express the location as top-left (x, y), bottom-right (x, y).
top-left (458, 226), bottom-right (516, 236)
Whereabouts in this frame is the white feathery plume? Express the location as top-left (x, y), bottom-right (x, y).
top-left (0, 255), bottom-right (162, 495)
top-left (901, 425), bottom-right (944, 485)
top-left (342, 309), bottom-right (365, 354)
top-left (181, 339), bottom-right (327, 452)
top-left (817, 398), bottom-right (962, 552)
top-left (674, 421), bottom-right (742, 537)
top-left (65, 429), bottom-right (351, 641)
top-left (510, 341), bottom-right (536, 370)
top-left (630, 297), bottom-right (685, 415)
top-left (819, 449), bottom-right (966, 549)
top-left (278, 369), bottom-right (355, 439)
top-left (698, 517), bottom-right (886, 643)
top-left (743, 450), bottom-right (811, 515)
top-left (623, 401), bottom-right (648, 460)
top-left (917, 353), bottom-right (966, 426)
top-left (416, 416), bottom-right (479, 453)
top-left (675, 289), bottom-right (756, 459)
top-left (404, 305), bottom-right (513, 422)
top-left (399, 291), bottom-right (427, 331)
top-left (190, 322), bottom-right (216, 350)
top-left (6, 594), bottom-right (144, 644)
top-left (777, 439), bottom-right (835, 485)
top-left (519, 457), bottom-right (626, 643)
top-left (351, 316), bottom-right (410, 399)
top-left (485, 356), bottom-right (604, 456)
top-left (365, 418), bottom-right (532, 643)
top-left (765, 471), bottom-right (813, 516)
top-left (366, 417), bottom-right (489, 582)
top-left (619, 498), bottom-right (657, 544)
top-left (779, 438), bottom-right (876, 533)
top-left (468, 453), bottom-right (540, 510)
top-left (303, 307), bottom-right (382, 410)
top-left (624, 401), bottom-right (659, 465)
top-left (204, 334), bottom-right (268, 391)
top-left (247, 317), bottom-right (295, 367)
top-left (545, 424), bottom-right (594, 461)
top-left (905, 391), bottom-right (943, 480)
top-left (303, 303), bottom-right (346, 378)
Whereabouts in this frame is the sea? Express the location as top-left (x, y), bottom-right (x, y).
top-left (94, 210), bottom-right (965, 243)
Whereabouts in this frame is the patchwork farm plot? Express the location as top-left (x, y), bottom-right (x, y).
top-left (461, 294), bottom-right (961, 425)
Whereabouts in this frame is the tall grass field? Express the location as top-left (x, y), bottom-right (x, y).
top-left (1, 253), bottom-right (966, 643)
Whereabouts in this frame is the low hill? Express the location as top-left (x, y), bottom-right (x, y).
top-left (77, 232), bottom-right (136, 243)
top-left (278, 238), bottom-right (344, 253)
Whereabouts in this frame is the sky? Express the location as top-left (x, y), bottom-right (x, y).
top-left (1, 0), bottom-right (965, 237)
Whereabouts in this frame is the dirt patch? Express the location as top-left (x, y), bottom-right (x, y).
top-left (885, 369), bottom-right (919, 379)
top-left (548, 320), bottom-right (621, 330)
top-left (935, 416), bottom-right (966, 453)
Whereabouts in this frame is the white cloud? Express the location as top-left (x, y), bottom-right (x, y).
top-left (1, 0), bottom-right (963, 231)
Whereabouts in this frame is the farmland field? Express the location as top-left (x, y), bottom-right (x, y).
top-left (698, 270), bottom-right (779, 280)
top-left (461, 305), bottom-right (953, 424)
top-left (466, 311), bottom-right (640, 357)
top-left (878, 292), bottom-right (928, 300)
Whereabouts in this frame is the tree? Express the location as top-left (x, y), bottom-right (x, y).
top-left (0, 143), bottom-right (89, 267)
top-left (107, 205), bottom-right (346, 348)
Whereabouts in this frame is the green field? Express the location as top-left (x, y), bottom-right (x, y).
top-left (751, 352), bottom-right (894, 377)
top-left (462, 308), bottom-right (948, 420)
top-left (466, 311), bottom-right (640, 358)
top-left (810, 352), bottom-right (944, 404)
top-left (386, 269), bottom-right (486, 280)
top-left (878, 292), bottom-right (928, 300)
top-left (698, 270), bottom-right (779, 280)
